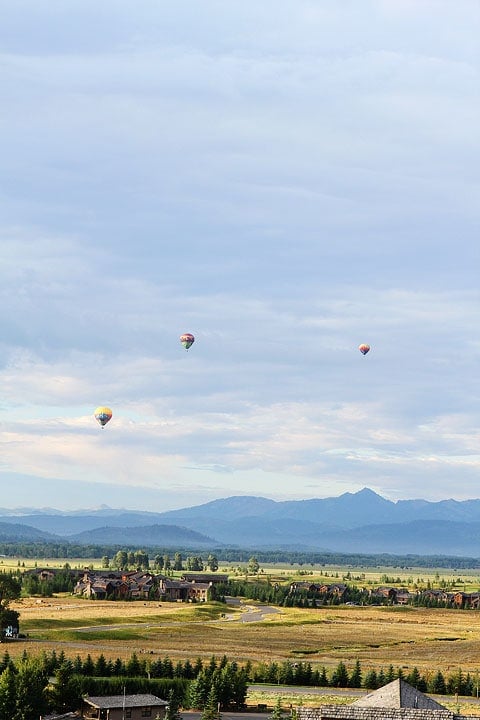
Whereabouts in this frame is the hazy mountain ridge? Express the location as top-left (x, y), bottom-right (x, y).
top-left (68, 524), bottom-right (218, 547)
top-left (3, 488), bottom-right (480, 556)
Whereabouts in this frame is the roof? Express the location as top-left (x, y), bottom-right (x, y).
top-left (84, 694), bottom-right (168, 709)
top-left (353, 679), bottom-right (446, 710)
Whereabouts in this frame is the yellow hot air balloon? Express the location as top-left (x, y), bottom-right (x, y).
top-left (94, 406), bottom-right (112, 428)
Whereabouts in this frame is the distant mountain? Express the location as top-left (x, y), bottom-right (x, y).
top-left (68, 523), bottom-right (218, 548)
top-left (0, 511), bottom-right (171, 537)
top-left (4, 488), bottom-right (480, 556)
top-left (0, 522), bottom-right (59, 542)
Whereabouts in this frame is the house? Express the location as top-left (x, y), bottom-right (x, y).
top-left (289, 582), bottom-right (320, 594)
top-left (187, 581), bottom-right (212, 602)
top-left (297, 678), bottom-right (464, 720)
top-left (420, 589), bottom-right (451, 605)
top-left (157, 577), bottom-right (191, 601)
top-left (394, 589), bottom-right (412, 605)
top-left (452, 591), bottom-right (469, 608)
top-left (81, 693), bottom-right (168, 720)
top-left (181, 573), bottom-right (228, 585)
top-left (370, 586), bottom-right (397, 603)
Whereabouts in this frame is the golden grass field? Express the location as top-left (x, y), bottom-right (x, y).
top-left (9, 593), bottom-right (480, 681)
top-left (5, 559), bottom-right (480, 715)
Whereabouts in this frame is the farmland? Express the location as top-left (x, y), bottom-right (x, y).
top-left (2, 558), bottom-right (480, 715)
top-left (2, 558), bottom-right (480, 683)
top-left (9, 592), bottom-right (480, 677)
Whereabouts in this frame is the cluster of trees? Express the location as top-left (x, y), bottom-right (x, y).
top-left (1, 541), bottom-right (480, 569)
top-left (102, 550), bottom-right (221, 572)
top-left (0, 573), bottom-right (20, 638)
top-left (251, 658), bottom-right (480, 696)
top-left (21, 566), bottom-right (76, 596)
top-left (211, 579), bottom-right (367, 607)
top-left (1, 648), bottom-right (480, 719)
top-left (0, 650), bottom-right (248, 717)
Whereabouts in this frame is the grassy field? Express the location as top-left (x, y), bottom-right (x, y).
top-left (9, 594), bottom-right (480, 680)
top-left (5, 561), bottom-right (480, 715)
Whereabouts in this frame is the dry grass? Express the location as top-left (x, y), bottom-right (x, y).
top-left (8, 596), bottom-right (480, 681)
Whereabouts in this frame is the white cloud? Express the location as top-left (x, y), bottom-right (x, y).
top-left (0, 2), bottom-right (478, 509)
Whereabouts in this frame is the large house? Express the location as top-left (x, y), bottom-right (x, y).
top-left (74, 571), bottom-right (215, 602)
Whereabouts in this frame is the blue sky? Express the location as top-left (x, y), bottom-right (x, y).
top-left (0, 1), bottom-right (479, 511)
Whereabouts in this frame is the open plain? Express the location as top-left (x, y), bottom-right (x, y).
top-left (9, 595), bottom-right (480, 681)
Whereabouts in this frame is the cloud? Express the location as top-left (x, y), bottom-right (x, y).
top-left (0, 2), bottom-right (478, 509)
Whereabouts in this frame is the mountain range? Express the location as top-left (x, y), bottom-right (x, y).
top-left (2, 488), bottom-right (480, 557)
top-left (0, 488), bottom-right (480, 558)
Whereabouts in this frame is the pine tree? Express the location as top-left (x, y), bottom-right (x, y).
top-left (51, 662), bottom-right (82, 713)
top-left (201, 686), bottom-right (221, 720)
top-left (95, 653), bottom-right (108, 677)
top-left (164, 687), bottom-right (182, 720)
top-left (386, 665), bottom-right (395, 683)
top-left (331, 661), bottom-right (349, 688)
top-left (406, 667), bottom-right (422, 689)
top-left (0, 666), bottom-right (16, 720)
top-left (82, 654), bottom-right (95, 675)
top-left (270, 696), bottom-right (284, 720)
top-left (318, 667), bottom-right (329, 687)
top-left (349, 660), bottom-right (362, 688)
top-left (13, 657), bottom-right (48, 720)
top-left (363, 669), bottom-right (378, 689)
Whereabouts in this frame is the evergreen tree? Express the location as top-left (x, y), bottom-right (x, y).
top-left (447, 668), bottom-right (467, 696)
top-left (0, 666), bottom-right (16, 720)
top-left (318, 667), bottom-right (329, 687)
top-left (406, 667), bottom-right (422, 689)
top-left (82, 654), bottom-right (95, 675)
top-left (126, 652), bottom-right (142, 676)
top-left (95, 653), bottom-right (109, 677)
top-left (189, 670), bottom-right (211, 709)
top-left (331, 661), bottom-right (349, 688)
top-left (183, 659), bottom-right (195, 679)
top-left (112, 657), bottom-right (125, 676)
top-left (201, 686), bottom-right (221, 720)
top-left (13, 657), bottom-right (48, 720)
top-left (164, 686), bottom-right (183, 720)
top-left (349, 660), bottom-right (362, 688)
top-left (385, 665), bottom-right (396, 683)
top-left (270, 696), bottom-right (284, 720)
top-left (51, 662), bottom-right (82, 713)
top-left (363, 669), bottom-right (378, 689)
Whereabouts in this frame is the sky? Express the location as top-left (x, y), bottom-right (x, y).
top-left (0, 1), bottom-right (479, 511)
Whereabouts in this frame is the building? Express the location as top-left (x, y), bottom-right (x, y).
top-left (298, 679), bottom-right (468, 720)
top-left (81, 693), bottom-right (168, 720)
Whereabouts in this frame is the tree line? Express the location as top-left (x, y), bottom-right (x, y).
top-left (0, 540), bottom-right (479, 568)
top-left (0, 649), bottom-right (478, 719)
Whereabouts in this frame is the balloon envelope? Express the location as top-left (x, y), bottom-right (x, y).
top-left (358, 344), bottom-right (370, 355)
top-left (180, 333), bottom-right (195, 350)
top-left (94, 406), bottom-right (112, 427)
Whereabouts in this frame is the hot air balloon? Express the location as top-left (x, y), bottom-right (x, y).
top-left (94, 406), bottom-right (112, 428)
top-left (359, 344), bottom-right (370, 355)
top-left (180, 333), bottom-right (195, 350)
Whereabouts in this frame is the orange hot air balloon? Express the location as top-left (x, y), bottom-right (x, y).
top-left (94, 406), bottom-right (112, 428)
top-left (359, 344), bottom-right (370, 355)
top-left (180, 333), bottom-right (195, 350)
